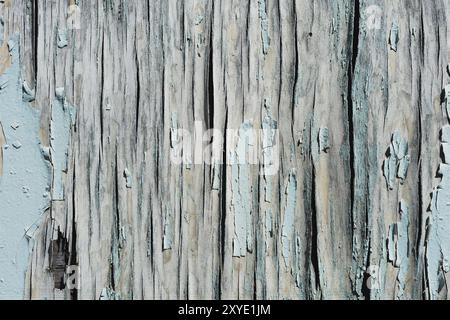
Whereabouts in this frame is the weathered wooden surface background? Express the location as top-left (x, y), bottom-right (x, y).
top-left (1, 0), bottom-right (450, 300)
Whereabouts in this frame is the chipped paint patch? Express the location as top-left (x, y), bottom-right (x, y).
top-left (163, 207), bottom-right (174, 251)
top-left (231, 122), bottom-right (254, 257)
top-left (57, 29), bottom-right (68, 49)
top-left (0, 35), bottom-right (52, 299)
top-left (50, 87), bottom-right (76, 201)
top-left (262, 103), bottom-right (277, 198)
top-left (389, 21), bottom-right (399, 52)
top-left (387, 200), bottom-right (409, 299)
top-left (441, 125), bottom-right (450, 143)
top-left (293, 235), bottom-right (302, 288)
top-left (170, 112), bottom-right (179, 148)
top-left (426, 128), bottom-right (450, 299)
top-left (383, 131), bottom-right (410, 190)
top-left (194, 15), bottom-right (204, 26)
top-left (318, 127), bottom-right (330, 153)
top-left (212, 163), bottom-right (221, 191)
top-left (258, 0), bottom-right (270, 55)
top-left (123, 168), bottom-right (132, 188)
top-left (99, 288), bottom-right (121, 300)
top-left (22, 81), bottom-right (35, 102)
top-left (445, 83), bottom-right (450, 121)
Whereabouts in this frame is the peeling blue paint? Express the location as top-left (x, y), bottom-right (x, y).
top-left (387, 224), bottom-right (396, 263)
top-left (258, 0), bottom-right (270, 55)
top-left (442, 144), bottom-right (450, 164)
top-left (396, 201), bottom-right (409, 299)
top-left (163, 206), bottom-right (173, 251)
top-left (388, 201), bottom-right (409, 299)
top-left (383, 131), bottom-right (410, 189)
top-left (397, 155), bottom-right (410, 181)
top-left (50, 87), bottom-right (76, 201)
top-left (22, 81), bottom-right (35, 102)
top-left (426, 129), bottom-right (450, 299)
top-left (57, 29), bottom-right (68, 49)
top-left (389, 21), bottom-right (399, 52)
top-left (231, 122), bottom-right (253, 257)
top-left (194, 15), bottom-right (204, 26)
top-left (123, 168), bottom-right (132, 188)
top-left (262, 100), bottom-right (278, 177)
top-left (294, 235), bottom-right (302, 288)
top-left (0, 35), bottom-right (52, 299)
top-left (319, 127), bottom-right (330, 153)
top-left (99, 287), bottom-right (121, 300)
top-left (445, 83), bottom-right (450, 121)
top-left (7, 39), bottom-right (16, 53)
top-left (441, 125), bottom-right (450, 143)
top-left (263, 175), bottom-right (272, 203)
top-left (170, 112), bottom-right (179, 148)
top-left (212, 163), bottom-right (220, 191)
top-left (0, 79), bottom-right (8, 90)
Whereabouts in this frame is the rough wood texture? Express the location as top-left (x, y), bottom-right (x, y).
top-left (1, 0), bottom-right (450, 300)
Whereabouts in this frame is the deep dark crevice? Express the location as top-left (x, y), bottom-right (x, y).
top-left (207, 12), bottom-right (219, 299)
top-left (347, 10), bottom-right (357, 243)
top-left (348, 0), bottom-right (359, 296)
top-left (149, 203), bottom-right (155, 297)
top-left (135, 26), bottom-right (140, 145)
top-left (292, 4), bottom-right (299, 124)
top-left (111, 150), bottom-right (121, 291)
top-left (207, 29), bottom-right (214, 130)
top-left (416, 8), bottom-right (427, 298)
top-left (49, 230), bottom-right (69, 291)
top-left (218, 111), bottom-right (228, 300)
top-left (253, 170), bottom-right (262, 299)
top-left (253, 222), bottom-right (258, 300)
top-left (310, 165), bottom-right (321, 294)
top-left (416, 151), bottom-right (424, 257)
top-left (361, 239), bottom-right (372, 300)
top-left (416, 74), bottom-right (424, 297)
top-left (69, 165), bottom-right (78, 300)
top-left (351, 0), bottom-right (360, 74)
top-left (99, 30), bottom-right (105, 148)
top-left (302, 119), bottom-right (314, 298)
top-left (32, 0), bottom-right (38, 81)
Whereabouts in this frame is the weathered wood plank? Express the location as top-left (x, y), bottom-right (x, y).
top-left (0, 0), bottom-right (449, 300)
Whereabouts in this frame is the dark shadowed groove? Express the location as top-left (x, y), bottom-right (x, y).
top-left (219, 110), bottom-right (228, 300)
top-left (70, 163), bottom-right (78, 300)
top-left (348, 0), bottom-right (362, 299)
top-left (310, 165), bottom-right (321, 296)
top-left (30, 0), bottom-right (38, 82)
